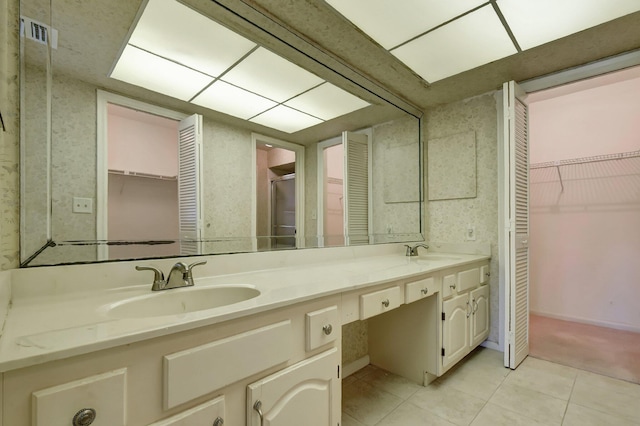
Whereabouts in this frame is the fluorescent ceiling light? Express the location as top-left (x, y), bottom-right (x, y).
top-left (498, 0), bottom-right (640, 50)
top-left (222, 47), bottom-right (324, 102)
top-left (325, 0), bottom-right (486, 49)
top-left (192, 81), bottom-right (277, 120)
top-left (128, 0), bottom-right (256, 77)
top-left (110, 45), bottom-right (213, 101)
top-left (391, 5), bottom-right (517, 83)
top-left (250, 106), bottom-right (323, 134)
top-left (285, 83), bottom-right (370, 121)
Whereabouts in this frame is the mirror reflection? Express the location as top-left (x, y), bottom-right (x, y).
top-left (20, 0), bottom-right (423, 266)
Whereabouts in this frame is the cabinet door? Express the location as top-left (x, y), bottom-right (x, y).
top-left (442, 294), bottom-right (470, 371)
top-left (247, 348), bottom-right (340, 426)
top-left (470, 285), bottom-right (490, 347)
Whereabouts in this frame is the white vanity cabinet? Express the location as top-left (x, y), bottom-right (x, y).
top-left (1, 295), bottom-right (342, 426)
top-left (441, 263), bottom-right (490, 373)
top-left (247, 347), bottom-right (340, 426)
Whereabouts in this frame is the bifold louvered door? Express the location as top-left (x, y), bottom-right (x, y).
top-left (178, 114), bottom-right (203, 255)
top-left (343, 131), bottom-right (370, 246)
top-left (503, 81), bottom-right (530, 369)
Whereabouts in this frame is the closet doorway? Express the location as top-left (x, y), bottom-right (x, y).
top-left (527, 65), bottom-right (640, 383)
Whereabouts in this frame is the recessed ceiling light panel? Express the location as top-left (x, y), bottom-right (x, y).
top-left (192, 81), bottom-right (277, 120)
top-left (250, 105), bottom-right (323, 134)
top-left (391, 5), bottom-right (517, 83)
top-left (129, 0), bottom-right (257, 77)
top-left (110, 45), bottom-right (213, 101)
top-left (285, 83), bottom-right (370, 121)
top-left (498, 0), bottom-right (640, 50)
top-left (325, 0), bottom-right (486, 49)
top-left (222, 47), bottom-right (324, 102)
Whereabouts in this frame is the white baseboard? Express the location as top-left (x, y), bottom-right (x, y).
top-left (530, 310), bottom-right (640, 334)
top-left (343, 355), bottom-right (370, 378)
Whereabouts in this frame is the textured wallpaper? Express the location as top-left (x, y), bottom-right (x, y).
top-left (0, 0), bottom-right (21, 270)
top-left (425, 93), bottom-right (500, 343)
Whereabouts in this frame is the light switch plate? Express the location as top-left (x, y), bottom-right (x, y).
top-left (73, 197), bottom-right (93, 213)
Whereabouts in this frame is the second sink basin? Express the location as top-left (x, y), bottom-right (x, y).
top-left (105, 285), bottom-right (260, 319)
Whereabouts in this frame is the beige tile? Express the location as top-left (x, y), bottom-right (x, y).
top-left (570, 370), bottom-right (640, 422)
top-left (351, 364), bottom-right (380, 380)
top-left (342, 374), bottom-right (359, 387)
top-left (470, 403), bottom-right (553, 426)
top-left (489, 383), bottom-right (566, 425)
top-left (379, 401), bottom-right (457, 426)
top-left (408, 381), bottom-right (486, 426)
top-left (437, 361), bottom-right (507, 401)
top-left (360, 367), bottom-right (422, 399)
top-left (342, 380), bottom-right (403, 425)
top-left (341, 412), bottom-right (366, 426)
top-left (562, 403), bottom-right (638, 426)
top-left (455, 348), bottom-right (511, 378)
top-left (502, 358), bottom-right (576, 400)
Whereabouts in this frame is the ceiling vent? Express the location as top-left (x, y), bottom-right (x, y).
top-left (20, 16), bottom-right (58, 49)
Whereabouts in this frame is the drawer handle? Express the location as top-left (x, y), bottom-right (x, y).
top-left (72, 408), bottom-right (96, 426)
top-left (213, 417), bottom-right (224, 426)
top-left (253, 400), bottom-right (264, 426)
top-left (323, 324), bottom-right (333, 335)
top-left (421, 288), bottom-right (429, 295)
top-left (449, 283), bottom-right (456, 290)
top-left (382, 299), bottom-right (390, 308)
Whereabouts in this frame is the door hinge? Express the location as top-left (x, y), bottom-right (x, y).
top-left (441, 348), bottom-right (445, 356)
top-left (337, 365), bottom-right (340, 379)
top-left (441, 312), bottom-right (445, 321)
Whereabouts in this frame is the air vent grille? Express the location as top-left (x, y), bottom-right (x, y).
top-left (20, 16), bottom-right (58, 49)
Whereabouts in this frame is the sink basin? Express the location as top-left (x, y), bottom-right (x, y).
top-left (417, 254), bottom-right (462, 262)
top-left (105, 286), bottom-right (260, 318)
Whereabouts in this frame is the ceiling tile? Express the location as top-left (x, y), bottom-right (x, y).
top-left (391, 5), bottom-right (517, 83)
top-left (110, 45), bottom-right (213, 101)
top-left (250, 106), bottom-right (323, 133)
top-left (284, 83), bottom-right (370, 120)
top-left (192, 81), bottom-right (277, 120)
top-left (222, 47), bottom-right (324, 102)
top-left (129, 0), bottom-right (256, 77)
top-left (325, 0), bottom-right (486, 49)
top-left (498, 0), bottom-right (640, 50)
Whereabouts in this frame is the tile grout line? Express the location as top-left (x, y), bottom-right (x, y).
top-left (560, 373), bottom-right (578, 425)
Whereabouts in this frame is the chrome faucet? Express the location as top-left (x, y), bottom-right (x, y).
top-left (136, 260), bottom-right (207, 291)
top-left (405, 243), bottom-right (429, 257)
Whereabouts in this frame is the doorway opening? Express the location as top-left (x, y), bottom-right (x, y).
top-left (526, 66), bottom-right (640, 383)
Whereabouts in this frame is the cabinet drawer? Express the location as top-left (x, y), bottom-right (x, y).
top-left (163, 320), bottom-right (291, 409)
top-left (458, 268), bottom-right (480, 292)
top-left (150, 396), bottom-right (224, 426)
top-left (360, 286), bottom-right (401, 320)
top-left (32, 368), bottom-right (126, 426)
top-left (306, 305), bottom-right (339, 351)
top-left (405, 276), bottom-right (436, 304)
top-left (442, 273), bottom-right (456, 299)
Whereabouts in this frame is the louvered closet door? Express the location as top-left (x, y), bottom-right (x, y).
top-left (343, 131), bottom-right (370, 246)
top-left (178, 114), bottom-right (203, 255)
top-left (504, 81), bottom-right (530, 369)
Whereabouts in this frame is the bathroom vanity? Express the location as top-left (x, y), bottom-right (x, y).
top-left (0, 245), bottom-right (489, 425)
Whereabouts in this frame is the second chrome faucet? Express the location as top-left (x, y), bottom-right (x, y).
top-left (136, 260), bottom-right (207, 291)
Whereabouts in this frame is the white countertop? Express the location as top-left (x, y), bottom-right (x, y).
top-left (0, 244), bottom-right (489, 372)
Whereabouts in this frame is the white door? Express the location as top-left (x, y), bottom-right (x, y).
top-left (442, 294), bottom-right (470, 371)
top-left (247, 348), bottom-right (340, 426)
top-left (470, 285), bottom-right (490, 347)
top-left (178, 114), bottom-right (203, 255)
top-left (343, 131), bottom-right (370, 246)
top-left (503, 81), bottom-right (531, 369)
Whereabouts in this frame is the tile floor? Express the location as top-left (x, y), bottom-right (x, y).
top-left (342, 347), bottom-right (640, 426)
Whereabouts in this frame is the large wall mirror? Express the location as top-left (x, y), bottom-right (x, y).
top-left (20, 0), bottom-right (424, 266)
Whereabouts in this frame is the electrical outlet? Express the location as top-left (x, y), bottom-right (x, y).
top-left (73, 197), bottom-right (93, 214)
top-left (466, 225), bottom-right (476, 241)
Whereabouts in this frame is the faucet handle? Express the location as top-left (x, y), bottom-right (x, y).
top-left (135, 265), bottom-right (165, 288)
top-left (404, 245), bottom-right (413, 256)
top-left (185, 260), bottom-right (207, 285)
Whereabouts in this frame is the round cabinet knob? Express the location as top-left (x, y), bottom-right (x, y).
top-left (382, 299), bottom-right (390, 307)
top-left (322, 324), bottom-right (333, 335)
top-left (213, 417), bottom-right (224, 426)
top-left (73, 408), bottom-right (96, 426)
